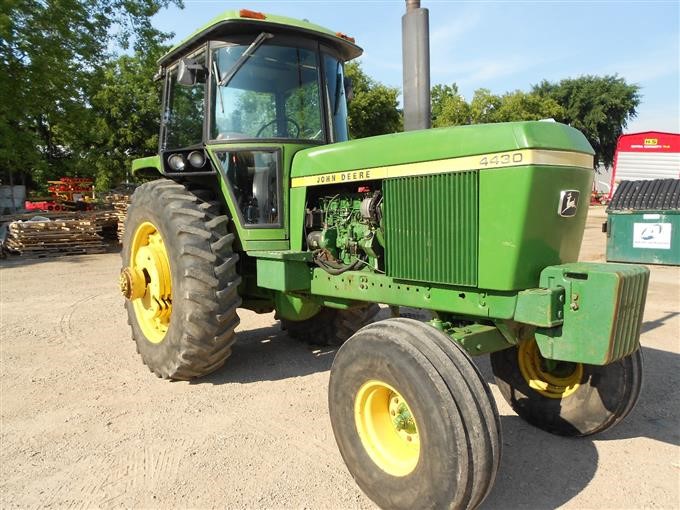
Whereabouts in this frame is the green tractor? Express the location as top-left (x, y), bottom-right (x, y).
top-left (120, 9), bottom-right (649, 509)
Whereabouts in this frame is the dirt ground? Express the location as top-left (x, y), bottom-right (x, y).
top-left (1, 206), bottom-right (678, 509)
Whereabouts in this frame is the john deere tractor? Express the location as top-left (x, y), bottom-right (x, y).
top-left (120, 9), bottom-right (649, 509)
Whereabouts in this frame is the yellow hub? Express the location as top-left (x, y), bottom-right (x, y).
top-left (518, 339), bottom-right (583, 399)
top-left (119, 267), bottom-right (146, 300)
top-left (354, 380), bottom-right (420, 477)
top-left (121, 221), bottom-right (172, 344)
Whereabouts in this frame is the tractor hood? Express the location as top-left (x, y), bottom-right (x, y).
top-left (291, 121), bottom-right (594, 187)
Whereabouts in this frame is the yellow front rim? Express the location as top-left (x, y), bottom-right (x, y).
top-left (129, 222), bottom-right (172, 344)
top-left (354, 380), bottom-right (420, 477)
top-left (518, 340), bottom-right (583, 399)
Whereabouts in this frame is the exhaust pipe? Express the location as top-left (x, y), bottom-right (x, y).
top-left (402, 0), bottom-right (431, 131)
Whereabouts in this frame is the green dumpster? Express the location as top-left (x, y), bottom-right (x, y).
top-left (606, 179), bottom-right (680, 265)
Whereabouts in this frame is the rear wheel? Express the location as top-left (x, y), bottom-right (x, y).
top-left (121, 179), bottom-right (241, 380)
top-left (329, 318), bottom-right (500, 510)
top-left (490, 338), bottom-right (643, 436)
top-left (281, 304), bottom-right (379, 346)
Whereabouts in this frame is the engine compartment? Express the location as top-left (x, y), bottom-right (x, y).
top-left (304, 184), bottom-right (384, 274)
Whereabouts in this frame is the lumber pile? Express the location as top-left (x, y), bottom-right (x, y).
top-left (0, 188), bottom-right (135, 257)
top-left (0, 210), bottom-right (118, 229)
top-left (0, 211), bottom-right (82, 223)
top-left (94, 210), bottom-right (119, 229)
top-left (107, 194), bottom-right (131, 243)
top-left (4, 217), bottom-right (107, 257)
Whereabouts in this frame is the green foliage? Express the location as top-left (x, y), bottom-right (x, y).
top-left (533, 75), bottom-right (640, 168)
top-left (284, 79), bottom-right (323, 139)
top-left (345, 61), bottom-right (402, 139)
top-left (0, 0), bottom-right (181, 190)
top-left (494, 90), bottom-right (563, 122)
top-left (231, 73), bottom-right (322, 139)
top-left (233, 90), bottom-right (276, 137)
top-left (469, 89), bottom-right (503, 123)
top-left (165, 72), bottom-right (206, 149)
top-left (431, 84), bottom-right (470, 127)
top-left (431, 75), bottom-right (638, 167)
top-left (432, 86), bottom-right (563, 127)
top-left (86, 47), bottom-right (167, 190)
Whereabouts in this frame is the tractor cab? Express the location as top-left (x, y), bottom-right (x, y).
top-left (146, 9), bottom-right (361, 242)
top-left (162, 34), bottom-right (355, 149)
top-left (157, 10), bottom-right (361, 148)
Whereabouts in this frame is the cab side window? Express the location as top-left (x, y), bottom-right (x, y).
top-left (216, 150), bottom-right (281, 227)
top-left (164, 51), bottom-right (206, 149)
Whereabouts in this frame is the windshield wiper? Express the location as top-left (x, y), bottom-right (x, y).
top-left (217, 32), bottom-right (273, 88)
top-left (213, 60), bottom-right (225, 114)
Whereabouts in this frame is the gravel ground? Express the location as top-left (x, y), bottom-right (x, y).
top-left (1, 207), bottom-right (678, 509)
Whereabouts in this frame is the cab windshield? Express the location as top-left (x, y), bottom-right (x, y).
top-left (210, 42), bottom-right (323, 141)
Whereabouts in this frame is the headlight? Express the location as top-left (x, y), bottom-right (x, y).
top-left (168, 154), bottom-right (185, 171)
top-left (187, 150), bottom-right (206, 168)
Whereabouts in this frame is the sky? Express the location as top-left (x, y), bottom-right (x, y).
top-left (152, 0), bottom-right (680, 134)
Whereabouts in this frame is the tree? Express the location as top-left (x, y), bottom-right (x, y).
top-left (533, 75), bottom-right (640, 168)
top-left (85, 46), bottom-right (167, 189)
top-left (0, 0), bottom-right (181, 189)
top-left (430, 76), bottom-right (635, 167)
top-left (345, 61), bottom-right (401, 139)
top-left (431, 84), bottom-right (470, 127)
top-left (493, 90), bottom-right (563, 123)
top-left (469, 88), bottom-right (503, 124)
top-left (431, 86), bottom-right (562, 127)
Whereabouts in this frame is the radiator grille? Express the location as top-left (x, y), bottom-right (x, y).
top-left (384, 172), bottom-right (478, 286)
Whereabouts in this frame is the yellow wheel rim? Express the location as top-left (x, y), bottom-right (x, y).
top-left (518, 340), bottom-right (583, 399)
top-left (354, 380), bottom-right (420, 477)
top-left (128, 221), bottom-right (172, 344)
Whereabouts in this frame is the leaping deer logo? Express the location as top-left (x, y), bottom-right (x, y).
top-left (559, 190), bottom-right (579, 217)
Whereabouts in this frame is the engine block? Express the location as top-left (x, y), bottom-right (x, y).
top-left (306, 192), bottom-right (383, 269)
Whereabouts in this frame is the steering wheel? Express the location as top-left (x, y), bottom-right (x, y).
top-left (256, 117), bottom-right (300, 138)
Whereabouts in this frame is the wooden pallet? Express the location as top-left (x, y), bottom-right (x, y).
top-left (4, 217), bottom-right (108, 257)
top-left (104, 194), bottom-right (131, 243)
top-left (0, 211), bottom-right (81, 223)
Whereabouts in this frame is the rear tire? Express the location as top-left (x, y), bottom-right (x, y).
top-left (281, 304), bottom-right (379, 346)
top-left (490, 339), bottom-right (643, 436)
top-left (329, 318), bottom-right (500, 510)
top-left (122, 179), bottom-right (241, 380)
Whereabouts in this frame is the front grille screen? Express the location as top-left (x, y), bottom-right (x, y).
top-left (384, 171), bottom-right (478, 287)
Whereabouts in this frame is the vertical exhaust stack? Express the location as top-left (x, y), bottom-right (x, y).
top-left (402, 0), bottom-right (431, 131)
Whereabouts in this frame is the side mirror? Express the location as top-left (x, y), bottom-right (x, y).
top-left (177, 58), bottom-right (206, 86)
top-left (344, 77), bottom-right (354, 102)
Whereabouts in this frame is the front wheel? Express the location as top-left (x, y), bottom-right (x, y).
top-left (490, 339), bottom-right (643, 436)
top-left (329, 319), bottom-right (501, 510)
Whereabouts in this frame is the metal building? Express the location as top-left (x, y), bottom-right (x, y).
top-left (609, 131), bottom-right (680, 198)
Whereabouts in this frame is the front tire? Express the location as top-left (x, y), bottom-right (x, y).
top-left (329, 319), bottom-right (500, 510)
top-left (490, 339), bottom-right (643, 436)
top-left (121, 179), bottom-right (241, 380)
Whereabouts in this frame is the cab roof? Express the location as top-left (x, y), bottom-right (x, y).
top-left (159, 9), bottom-right (363, 66)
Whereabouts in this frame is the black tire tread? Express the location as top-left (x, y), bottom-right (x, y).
top-left (491, 343), bottom-right (643, 437)
top-left (374, 319), bottom-right (501, 510)
top-left (281, 304), bottom-right (380, 346)
top-left (329, 319), bottom-right (471, 510)
top-left (123, 179), bottom-right (241, 380)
